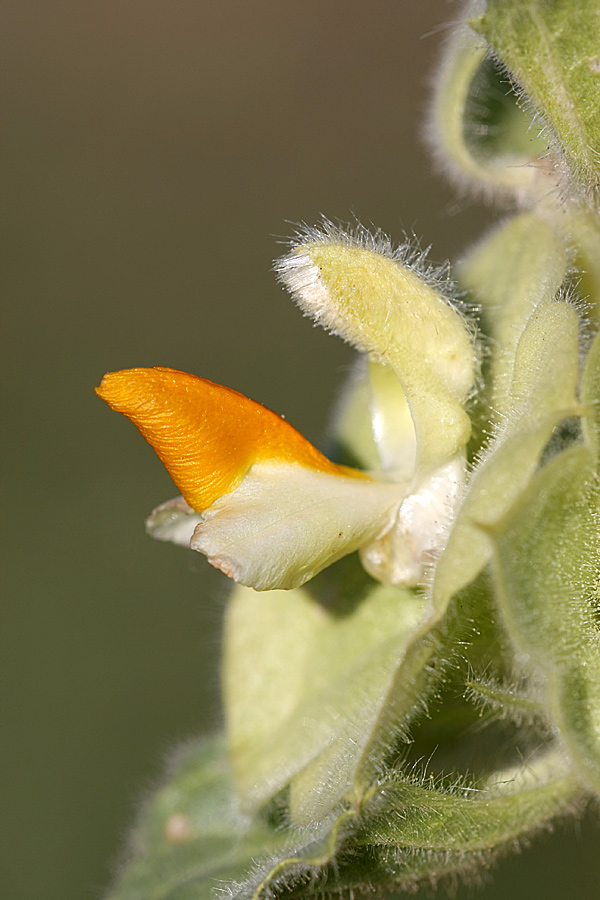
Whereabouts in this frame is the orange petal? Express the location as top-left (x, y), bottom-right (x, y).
top-left (95, 367), bottom-right (364, 511)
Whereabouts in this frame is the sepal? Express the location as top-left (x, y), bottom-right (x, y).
top-left (490, 445), bottom-right (600, 793)
top-left (457, 213), bottom-right (567, 421)
top-left (105, 737), bottom-right (580, 900)
top-left (429, 23), bottom-right (547, 201)
top-left (224, 568), bottom-right (433, 820)
top-left (472, 0), bottom-right (600, 201)
top-left (433, 298), bottom-right (580, 615)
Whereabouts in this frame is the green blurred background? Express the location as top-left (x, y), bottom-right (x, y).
top-left (3, 2), bottom-right (599, 898)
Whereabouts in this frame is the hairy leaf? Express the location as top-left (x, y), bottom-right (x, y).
top-left (224, 563), bottom-right (433, 823)
top-left (491, 445), bottom-right (600, 792)
top-left (356, 753), bottom-right (579, 853)
top-left (433, 299), bottom-right (580, 613)
top-left (430, 25), bottom-right (546, 197)
top-left (104, 736), bottom-right (291, 900)
top-left (582, 330), bottom-right (600, 457)
top-left (473, 0), bottom-right (600, 197)
top-left (458, 213), bottom-right (567, 420)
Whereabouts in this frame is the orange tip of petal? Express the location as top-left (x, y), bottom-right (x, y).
top-left (95, 367), bottom-right (365, 511)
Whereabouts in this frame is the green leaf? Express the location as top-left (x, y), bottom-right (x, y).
top-left (106, 736), bottom-right (581, 900)
top-left (458, 214), bottom-right (567, 420)
top-left (472, 0), bottom-right (600, 198)
top-left (432, 299), bottom-right (580, 614)
top-left (508, 302), bottom-right (578, 417)
top-left (287, 621), bottom-right (438, 825)
top-left (465, 676), bottom-right (547, 724)
top-left (223, 559), bottom-right (435, 823)
top-left (106, 735), bottom-right (369, 900)
top-left (490, 444), bottom-right (600, 793)
top-left (285, 754), bottom-right (579, 899)
top-left (356, 751), bottom-right (579, 853)
top-left (566, 206), bottom-right (600, 323)
top-left (430, 26), bottom-right (546, 196)
top-left (582, 329), bottom-right (600, 457)
top-left (105, 736), bottom-right (292, 900)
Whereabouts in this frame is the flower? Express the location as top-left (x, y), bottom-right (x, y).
top-left (96, 224), bottom-right (475, 592)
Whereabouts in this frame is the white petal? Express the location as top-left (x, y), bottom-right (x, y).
top-left (146, 496), bottom-right (203, 547)
top-left (368, 360), bottom-right (416, 476)
top-left (360, 455), bottom-right (465, 586)
top-left (190, 462), bottom-right (406, 591)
